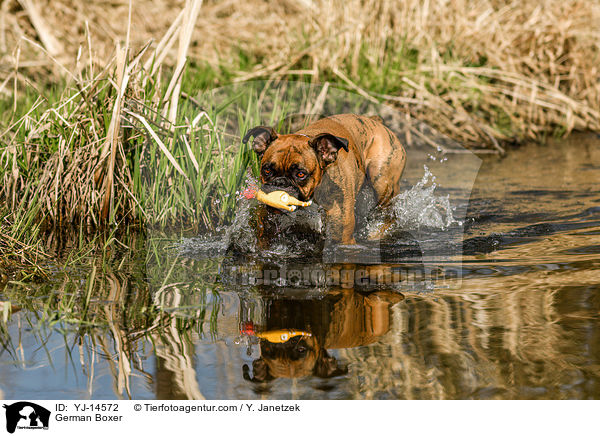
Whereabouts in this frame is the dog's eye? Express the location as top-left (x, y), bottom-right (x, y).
top-left (296, 171), bottom-right (307, 179)
top-left (263, 168), bottom-right (272, 176)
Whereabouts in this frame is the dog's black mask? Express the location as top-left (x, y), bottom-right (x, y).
top-left (260, 176), bottom-right (302, 200)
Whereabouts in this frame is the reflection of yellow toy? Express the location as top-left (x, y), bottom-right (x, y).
top-left (255, 190), bottom-right (312, 212)
top-left (256, 329), bottom-right (312, 344)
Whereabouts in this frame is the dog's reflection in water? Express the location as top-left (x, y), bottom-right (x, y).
top-left (243, 289), bottom-right (404, 383)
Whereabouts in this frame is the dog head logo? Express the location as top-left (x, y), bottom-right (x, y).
top-left (3, 402), bottom-right (50, 434)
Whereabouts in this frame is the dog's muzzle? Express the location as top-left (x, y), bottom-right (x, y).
top-left (261, 177), bottom-right (302, 201)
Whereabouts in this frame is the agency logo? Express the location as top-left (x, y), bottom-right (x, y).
top-left (2, 402), bottom-right (50, 434)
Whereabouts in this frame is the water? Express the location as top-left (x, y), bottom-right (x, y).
top-left (1, 133), bottom-right (599, 399)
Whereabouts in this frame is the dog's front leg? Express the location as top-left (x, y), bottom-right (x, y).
top-left (340, 195), bottom-right (357, 244)
top-left (325, 196), bottom-right (356, 244)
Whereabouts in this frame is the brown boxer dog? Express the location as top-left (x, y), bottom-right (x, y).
top-left (242, 114), bottom-right (406, 244)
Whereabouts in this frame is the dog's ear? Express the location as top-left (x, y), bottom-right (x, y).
top-left (310, 133), bottom-right (349, 165)
top-left (243, 359), bottom-right (274, 383)
top-left (313, 351), bottom-right (348, 378)
top-left (242, 126), bottom-right (278, 155)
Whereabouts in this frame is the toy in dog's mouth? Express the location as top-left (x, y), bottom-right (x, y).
top-left (243, 187), bottom-right (312, 212)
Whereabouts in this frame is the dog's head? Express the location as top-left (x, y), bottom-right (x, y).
top-left (242, 335), bottom-right (348, 382)
top-left (242, 126), bottom-right (349, 202)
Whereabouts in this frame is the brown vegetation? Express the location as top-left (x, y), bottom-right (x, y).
top-left (1, 0), bottom-right (599, 147)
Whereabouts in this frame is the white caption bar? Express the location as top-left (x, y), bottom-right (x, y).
top-left (0, 400), bottom-right (597, 435)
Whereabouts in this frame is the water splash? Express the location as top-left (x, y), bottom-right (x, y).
top-left (394, 165), bottom-right (459, 229)
top-left (362, 165), bottom-right (460, 239)
top-left (180, 174), bottom-right (324, 258)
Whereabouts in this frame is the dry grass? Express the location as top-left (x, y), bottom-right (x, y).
top-left (0, 0), bottom-right (209, 256)
top-left (1, 0), bottom-right (599, 146)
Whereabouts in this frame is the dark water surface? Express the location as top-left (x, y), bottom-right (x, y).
top-left (1, 134), bottom-right (599, 399)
